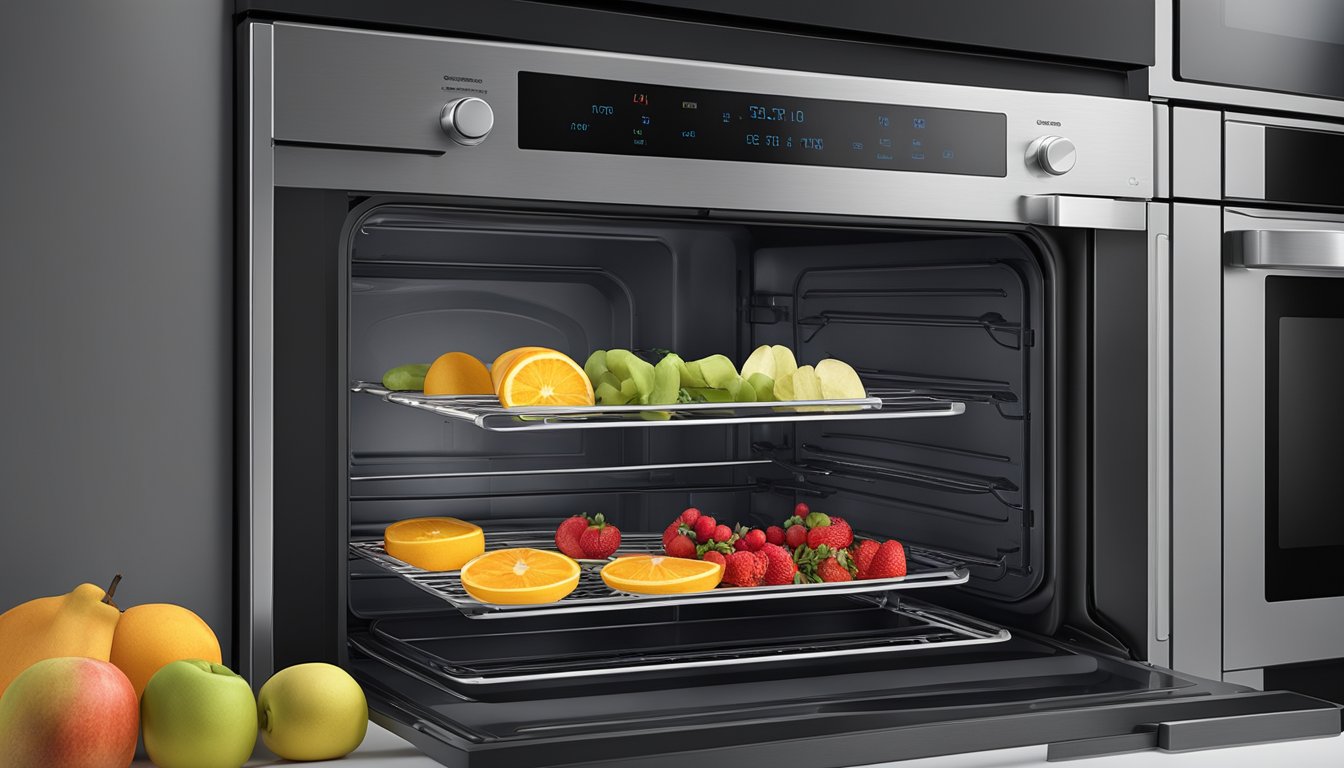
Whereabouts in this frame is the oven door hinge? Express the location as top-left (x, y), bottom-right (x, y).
top-left (748, 293), bottom-right (791, 324)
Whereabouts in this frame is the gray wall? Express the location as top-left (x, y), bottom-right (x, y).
top-left (0, 1), bottom-right (233, 661)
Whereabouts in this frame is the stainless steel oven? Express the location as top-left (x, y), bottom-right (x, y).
top-left (240, 19), bottom-right (1343, 767)
top-left (1153, 0), bottom-right (1344, 118)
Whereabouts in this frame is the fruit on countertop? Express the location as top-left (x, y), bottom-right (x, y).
top-left (721, 550), bottom-right (768, 587)
top-left (863, 540), bottom-right (908, 580)
top-left (109, 603), bottom-right (222, 699)
top-left (0, 576), bottom-right (122, 697)
top-left (459, 548), bottom-right (581, 604)
top-left (0, 657), bottom-right (138, 768)
top-left (380, 363), bottom-right (430, 391)
top-left (141, 660), bottom-right (257, 768)
top-left (384, 517), bottom-right (485, 571)
top-left (257, 663), bottom-right (368, 762)
top-left (497, 349), bottom-right (595, 407)
top-left (579, 513), bottom-right (622, 559)
top-left (554, 514), bottom-right (590, 559)
top-left (600, 555), bottom-right (723, 595)
top-left (423, 351), bottom-right (494, 396)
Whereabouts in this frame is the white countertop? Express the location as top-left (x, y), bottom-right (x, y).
top-left (131, 722), bottom-right (1344, 767)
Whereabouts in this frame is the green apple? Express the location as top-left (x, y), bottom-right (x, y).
top-left (258, 663), bottom-right (368, 761)
top-left (142, 660), bottom-right (257, 768)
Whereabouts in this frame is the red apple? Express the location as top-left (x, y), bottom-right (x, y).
top-left (0, 657), bottom-right (138, 768)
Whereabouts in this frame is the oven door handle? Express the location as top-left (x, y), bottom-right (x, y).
top-left (1022, 195), bottom-right (1147, 231)
top-left (1232, 228), bottom-right (1344, 270)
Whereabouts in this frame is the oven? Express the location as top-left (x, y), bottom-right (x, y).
top-left (1153, 0), bottom-right (1344, 118)
top-left (240, 19), bottom-right (1343, 767)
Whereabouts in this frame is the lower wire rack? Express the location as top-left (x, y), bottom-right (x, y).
top-left (349, 530), bottom-right (970, 619)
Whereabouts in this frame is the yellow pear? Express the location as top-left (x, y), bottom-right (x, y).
top-left (0, 575), bottom-right (123, 697)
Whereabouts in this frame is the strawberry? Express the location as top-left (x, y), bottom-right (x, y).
top-left (852, 539), bottom-right (880, 579)
top-left (785, 523), bottom-right (808, 549)
top-left (664, 531), bottom-right (698, 559)
top-left (680, 507), bottom-right (702, 525)
top-left (662, 519), bottom-right (685, 550)
top-left (722, 550), bottom-right (767, 587)
top-left (807, 516), bottom-right (853, 550)
top-left (692, 515), bottom-right (717, 543)
top-left (817, 556), bottom-right (853, 582)
top-left (578, 513), bottom-right (621, 559)
top-left (741, 528), bottom-right (767, 552)
top-left (765, 526), bottom-right (785, 546)
top-left (794, 502), bottom-right (810, 517)
top-left (733, 538), bottom-right (751, 552)
top-left (555, 514), bottom-right (590, 559)
top-left (864, 539), bottom-right (907, 579)
top-left (702, 550), bottom-right (727, 570)
top-left (712, 524), bottom-right (733, 542)
top-left (761, 544), bottom-right (798, 585)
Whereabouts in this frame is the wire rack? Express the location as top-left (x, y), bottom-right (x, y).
top-left (349, 530), bottom-right (970, 619)
top-left (351, 382), bottom-right (965, 432)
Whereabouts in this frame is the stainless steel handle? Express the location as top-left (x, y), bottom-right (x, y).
top-left (1233, 229), bottom-right (1344, 270)
top-left (1150, 227), bottom-right (1171, 644)
top-left (1022, 195), bottom-right (1147, 231)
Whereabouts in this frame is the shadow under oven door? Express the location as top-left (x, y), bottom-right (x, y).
top-left (1224, 209), bottom-right (1344, 673)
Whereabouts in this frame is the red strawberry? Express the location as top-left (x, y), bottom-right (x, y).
top-left (765, 526), bottom-right (785, 546)
top-left (722, 550), bottom-right (767, 587)
top-left (852, 539), bottom-right (880, 579)
top-left (578, 513), bottom-right (621, 559)
top-left (665, 532), bottom-right (698, 559)
top-left (761, 544), bottom-right (798, 585)
top-left (742, 529), bottom-right (767, 552)
top-left (864, 540), bottom-right (907, 579)
top-left (662, 519), bottom-right (684, 550)
top-left (712, 524), bottom-right (733, 543)
top-left (733, 538), bottom-right (751, 552)
top-left (702, 550), bottom-right (727, 570)
top-left (785, 523), bottom-right (808, 549)
top-left (680, 507), bottom-right (702, 525)
top-left (692, 515), bottom-right (717, 543)
top-left (817, 556), bottom-right (853, 582)
top-left (794, 502), bottom-right (810, 517)
top-left (555, 514), bottom-right (589, 559)
top-left (807, 517), bottom-right (853, 550)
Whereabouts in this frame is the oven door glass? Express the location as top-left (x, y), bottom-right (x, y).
top-left (1179, 0), bottom-right (1344, 101)
top-left (1265, 276), bottom-right (1344, 601)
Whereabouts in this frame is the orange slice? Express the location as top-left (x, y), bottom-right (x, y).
top-left (497, 350), bottom-right (595, 408)
top-left (384, 517), bottom-right (485, 571)
top-left (459, 548), bottom-right (581, 604)
top-left (600, 555), bottom-right (723, 595)
top-left (423, 352), bottom-right (493, 396)
top-left (490, 346), bottom-right (552, 392)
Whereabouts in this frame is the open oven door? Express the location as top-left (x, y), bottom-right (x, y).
top-left (347, 597), bottom-right (1341, 768)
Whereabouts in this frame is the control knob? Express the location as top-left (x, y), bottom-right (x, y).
top-left (1027, 135), bottom-right (1076, 176)
top-left (440, 97), bottom-right (494, 145)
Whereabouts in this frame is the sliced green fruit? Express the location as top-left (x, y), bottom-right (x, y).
top-left (595, 381), bottom-right (627, 405)
top-left (682, 387), bottom-right (734, 403)
top-left (746, 372), bottom-right (776, 402)
top-left (607, 350), bottom-right (656, 403)
top-left (815, 358), bottom-right (866, 400)
top-left (596, 371), bottom-right (621, 391)
top-left (726, 376), bottom-right (757, 403)
top-left (770, 346), bottom-right (798, 385)
top-left (619, 378), bottom-right (640, 402)
top-left (381, 363), bottom-right (430, 391)
top-left (694, 354), bottom-right (739, 389)
top-left (774, 369), bottom-right (796, 401)
top-left (792, 365), bottom-right (822, 401)
top-left (741, 345), bottom-right (775, 380)
top-left (583, 350), bottom-right (609, 384)
top-left (642, 355), bottom-right (682, 420)
top-left (681, 359), bottom-right (708, 388)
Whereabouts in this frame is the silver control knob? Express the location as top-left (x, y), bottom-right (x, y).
top-left (1028, 135), bottom-right (1076, 175)
top-left (439, 97), bottom-right (494, 145)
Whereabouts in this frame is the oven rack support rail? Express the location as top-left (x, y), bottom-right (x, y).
top-left (351, 382), bottom-right (966, 431)
top-left (349, 530), bottom-right (971, 619)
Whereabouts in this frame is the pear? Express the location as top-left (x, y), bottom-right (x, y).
top-left (0, 576), bottom-right (123, 697)
top-left (741, 345), bottom-right (776, 380)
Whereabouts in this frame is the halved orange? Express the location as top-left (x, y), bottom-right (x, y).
top-left (491, 346), bottom-right (552, 392)
top-left (459, 548), bottom-right (581, 604)
top-left (600, 554), bottom-right (723, 595)
top-left (384, 517), bottom-right (485, 571)
top-left (497, 350), bottom-right (595, 408)
top-left (423, 352), bottom-right (493, 396)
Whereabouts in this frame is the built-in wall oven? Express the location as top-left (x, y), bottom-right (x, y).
top-left (1168, 110), bottom-right (1344, 706)
top-left (240, 19), bottom-right (1343, 767)
top-left (1153, 0), bottom-right (1344, 118)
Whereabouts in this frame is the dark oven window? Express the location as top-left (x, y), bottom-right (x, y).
top-left (1179, 0), bottom-right (1344, 101)
top-left (1265, 276), bottom-right (1344, 601)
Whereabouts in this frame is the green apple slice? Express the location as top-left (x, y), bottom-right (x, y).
top-left (815, 358), bottom-right (866, 400)
top-left (583, 350), bottom-right (609, 385)
top-left (747, 372), bottom-right (776, 402)
top-left (595, 380), bottom-right (626, 405)
top-left (774, 369), bottom-right (796, 401)
top-left (741, 345), bottom-right (775, 380)
top-left (770, 346), bottom-right (797, 384)
top-left (694, 354), bottom-right (739, 389)
top-left (792, 365), bottom-right (822, 402)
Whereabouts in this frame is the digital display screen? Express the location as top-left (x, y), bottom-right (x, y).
top-left (518, 72), bottom-right (1007, 177)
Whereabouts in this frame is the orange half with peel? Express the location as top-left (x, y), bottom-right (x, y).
top-left (459, 548), bottom-right (581, 604)
top-left (497, 349), bottom-right (595, 408)
top-left (600, 554), bottom-right (723, 595)
top-left (384, 517), bottom-right (485, 571)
